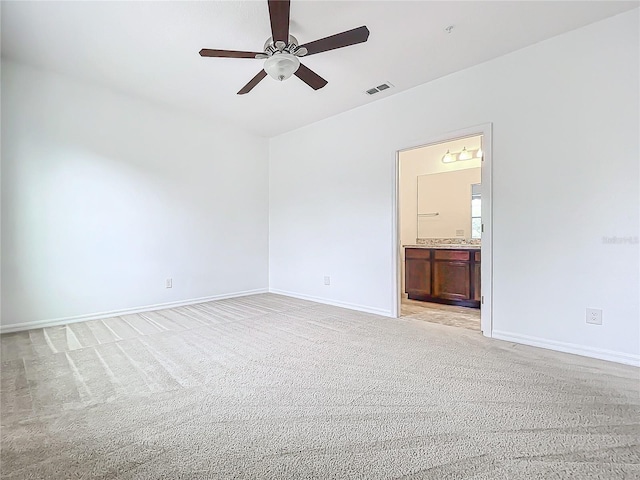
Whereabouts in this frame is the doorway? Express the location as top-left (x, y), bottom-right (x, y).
top-left (392, 124), bottom-right (493, 337)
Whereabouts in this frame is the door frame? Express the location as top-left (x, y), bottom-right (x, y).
top-left (392, 123), bottom-right (493, 337)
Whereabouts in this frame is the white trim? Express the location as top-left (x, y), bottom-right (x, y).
top-left (269, 289), bottom-right (393, 317)
top-left (479, 124), bottom-right (493, 337)
top-left (493, 330), bottom-right (640, 367)
top-left (393, 123), bottom-right (493, 338)
top-left (392, 149), bottom-right (400, 318)
top-left (0, 288), bottom-right (269, 333)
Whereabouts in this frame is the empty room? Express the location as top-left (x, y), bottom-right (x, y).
top-left (1, 1), bottom-right (639, 478)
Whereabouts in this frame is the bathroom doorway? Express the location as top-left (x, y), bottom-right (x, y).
top-left (393, 124), bottom-right (493, 336)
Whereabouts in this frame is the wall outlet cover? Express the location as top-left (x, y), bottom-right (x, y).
top-left (586, 308), bottom-right (602, 325)
top-left (324, 276), bottom-right (330, 286)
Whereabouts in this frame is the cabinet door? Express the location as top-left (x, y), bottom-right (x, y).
top-left (433, 261), bottom-right (470, 301)
top-left (473, 263), bottom-right (481, 301)
top-left (406, 259), bottom-right (431, 295)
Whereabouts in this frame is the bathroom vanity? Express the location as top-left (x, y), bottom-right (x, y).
top-left (404, 246), bottom-right (480, 308)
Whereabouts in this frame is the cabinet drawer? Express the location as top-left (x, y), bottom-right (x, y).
top-left (405, 248), bottom-right (431, 259)
top-left (475, 251), bottom-right (481, 262)
top-left (434, 250), bottom-right (470, 261)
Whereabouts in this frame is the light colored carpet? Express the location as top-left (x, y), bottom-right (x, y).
top-left (1, 293), bottom-right (639, 479)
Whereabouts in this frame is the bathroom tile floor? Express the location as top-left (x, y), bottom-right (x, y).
top-left (400, 297), bottom-right (481, 331)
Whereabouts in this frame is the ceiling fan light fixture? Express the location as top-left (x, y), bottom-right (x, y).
top-left (264, 53), bottom-right (300, 81)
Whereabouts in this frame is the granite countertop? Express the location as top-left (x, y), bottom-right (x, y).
top-left (404, 244), bottom-right (480, 250)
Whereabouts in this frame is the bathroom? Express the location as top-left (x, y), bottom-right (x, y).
top-left (399, 134), bottom-right (483, 330)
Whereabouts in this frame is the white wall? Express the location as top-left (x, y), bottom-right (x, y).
top-left (269, 11), bottom-right (639, 364)
top-left (1, 61), bottom-right (269, 329)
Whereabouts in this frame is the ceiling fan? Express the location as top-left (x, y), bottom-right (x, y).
top-left (199, 0), bottom-right (370, 95)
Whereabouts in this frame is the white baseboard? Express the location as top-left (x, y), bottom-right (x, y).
top-left (269, 289), bottom-right (393, 318)
top-left (492, 330), bottom-right (640, 367)
top-left (0, 288), bottom-right (269, 334)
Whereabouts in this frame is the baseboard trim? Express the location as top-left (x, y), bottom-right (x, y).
top-left (492, 330), bottom-right (640, 367)
top-left (269, 289), bottom-right (393, 318)
top-left (0, 288), bottom-right (269, 334)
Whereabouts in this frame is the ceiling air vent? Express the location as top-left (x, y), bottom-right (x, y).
top-left (365, 82), bottom-right (394, 95)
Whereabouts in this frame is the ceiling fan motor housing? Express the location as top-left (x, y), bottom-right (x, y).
top-left (262, 35), bottom-right (307, 58)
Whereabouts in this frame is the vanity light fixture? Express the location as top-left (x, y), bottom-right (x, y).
top-left (441, 146), bottom-right (482, 164)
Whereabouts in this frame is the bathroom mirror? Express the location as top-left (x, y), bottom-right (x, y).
top-left (417, 168), bottom-right (481, 239)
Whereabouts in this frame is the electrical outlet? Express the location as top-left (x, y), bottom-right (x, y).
top-left (586, 308), bottom-right (602, 325)
top-left (456, 229), bottom-right (465, 237)
top-left (165, 278), bottom-right (172, 289)
top-left (324, 276), bottom-right (330, 286)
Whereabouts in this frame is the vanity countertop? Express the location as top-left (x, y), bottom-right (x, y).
top-left (403, 244), bottom-right (480, 250)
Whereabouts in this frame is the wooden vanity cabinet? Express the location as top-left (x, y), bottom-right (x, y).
top-left (405, 248), bottom-right (480, 308)
top-left (473, 252), bottom-right (481, 302)
top-left (405, 248), bottom-right (431, 298)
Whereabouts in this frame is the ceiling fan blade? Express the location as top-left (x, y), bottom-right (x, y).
top-left (199, 49), bottom-right (263, 59)
top-left (237, 70), bottom-right (268, 95)
top-left (299, 26), bottom-right (369, 56)
top-left (294, 64), bottom-right (328, 90)
top-left (268, 0), bottom-right (290, 43)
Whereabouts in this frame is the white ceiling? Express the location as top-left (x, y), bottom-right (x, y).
top-left (2, 1), bottom-right (637, 137)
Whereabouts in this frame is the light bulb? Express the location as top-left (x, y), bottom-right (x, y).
top-left (458, 147), bottom-right (472, 161)
top-left (476, 147), bottom-right (483, 158)
top-left (264, 53), bottom-right (300, 81)
top-left (441, 150), bottom-right (455, 163)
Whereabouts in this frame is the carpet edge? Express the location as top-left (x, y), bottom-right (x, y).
top-left (0, 288), bottom-right (269, 333)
